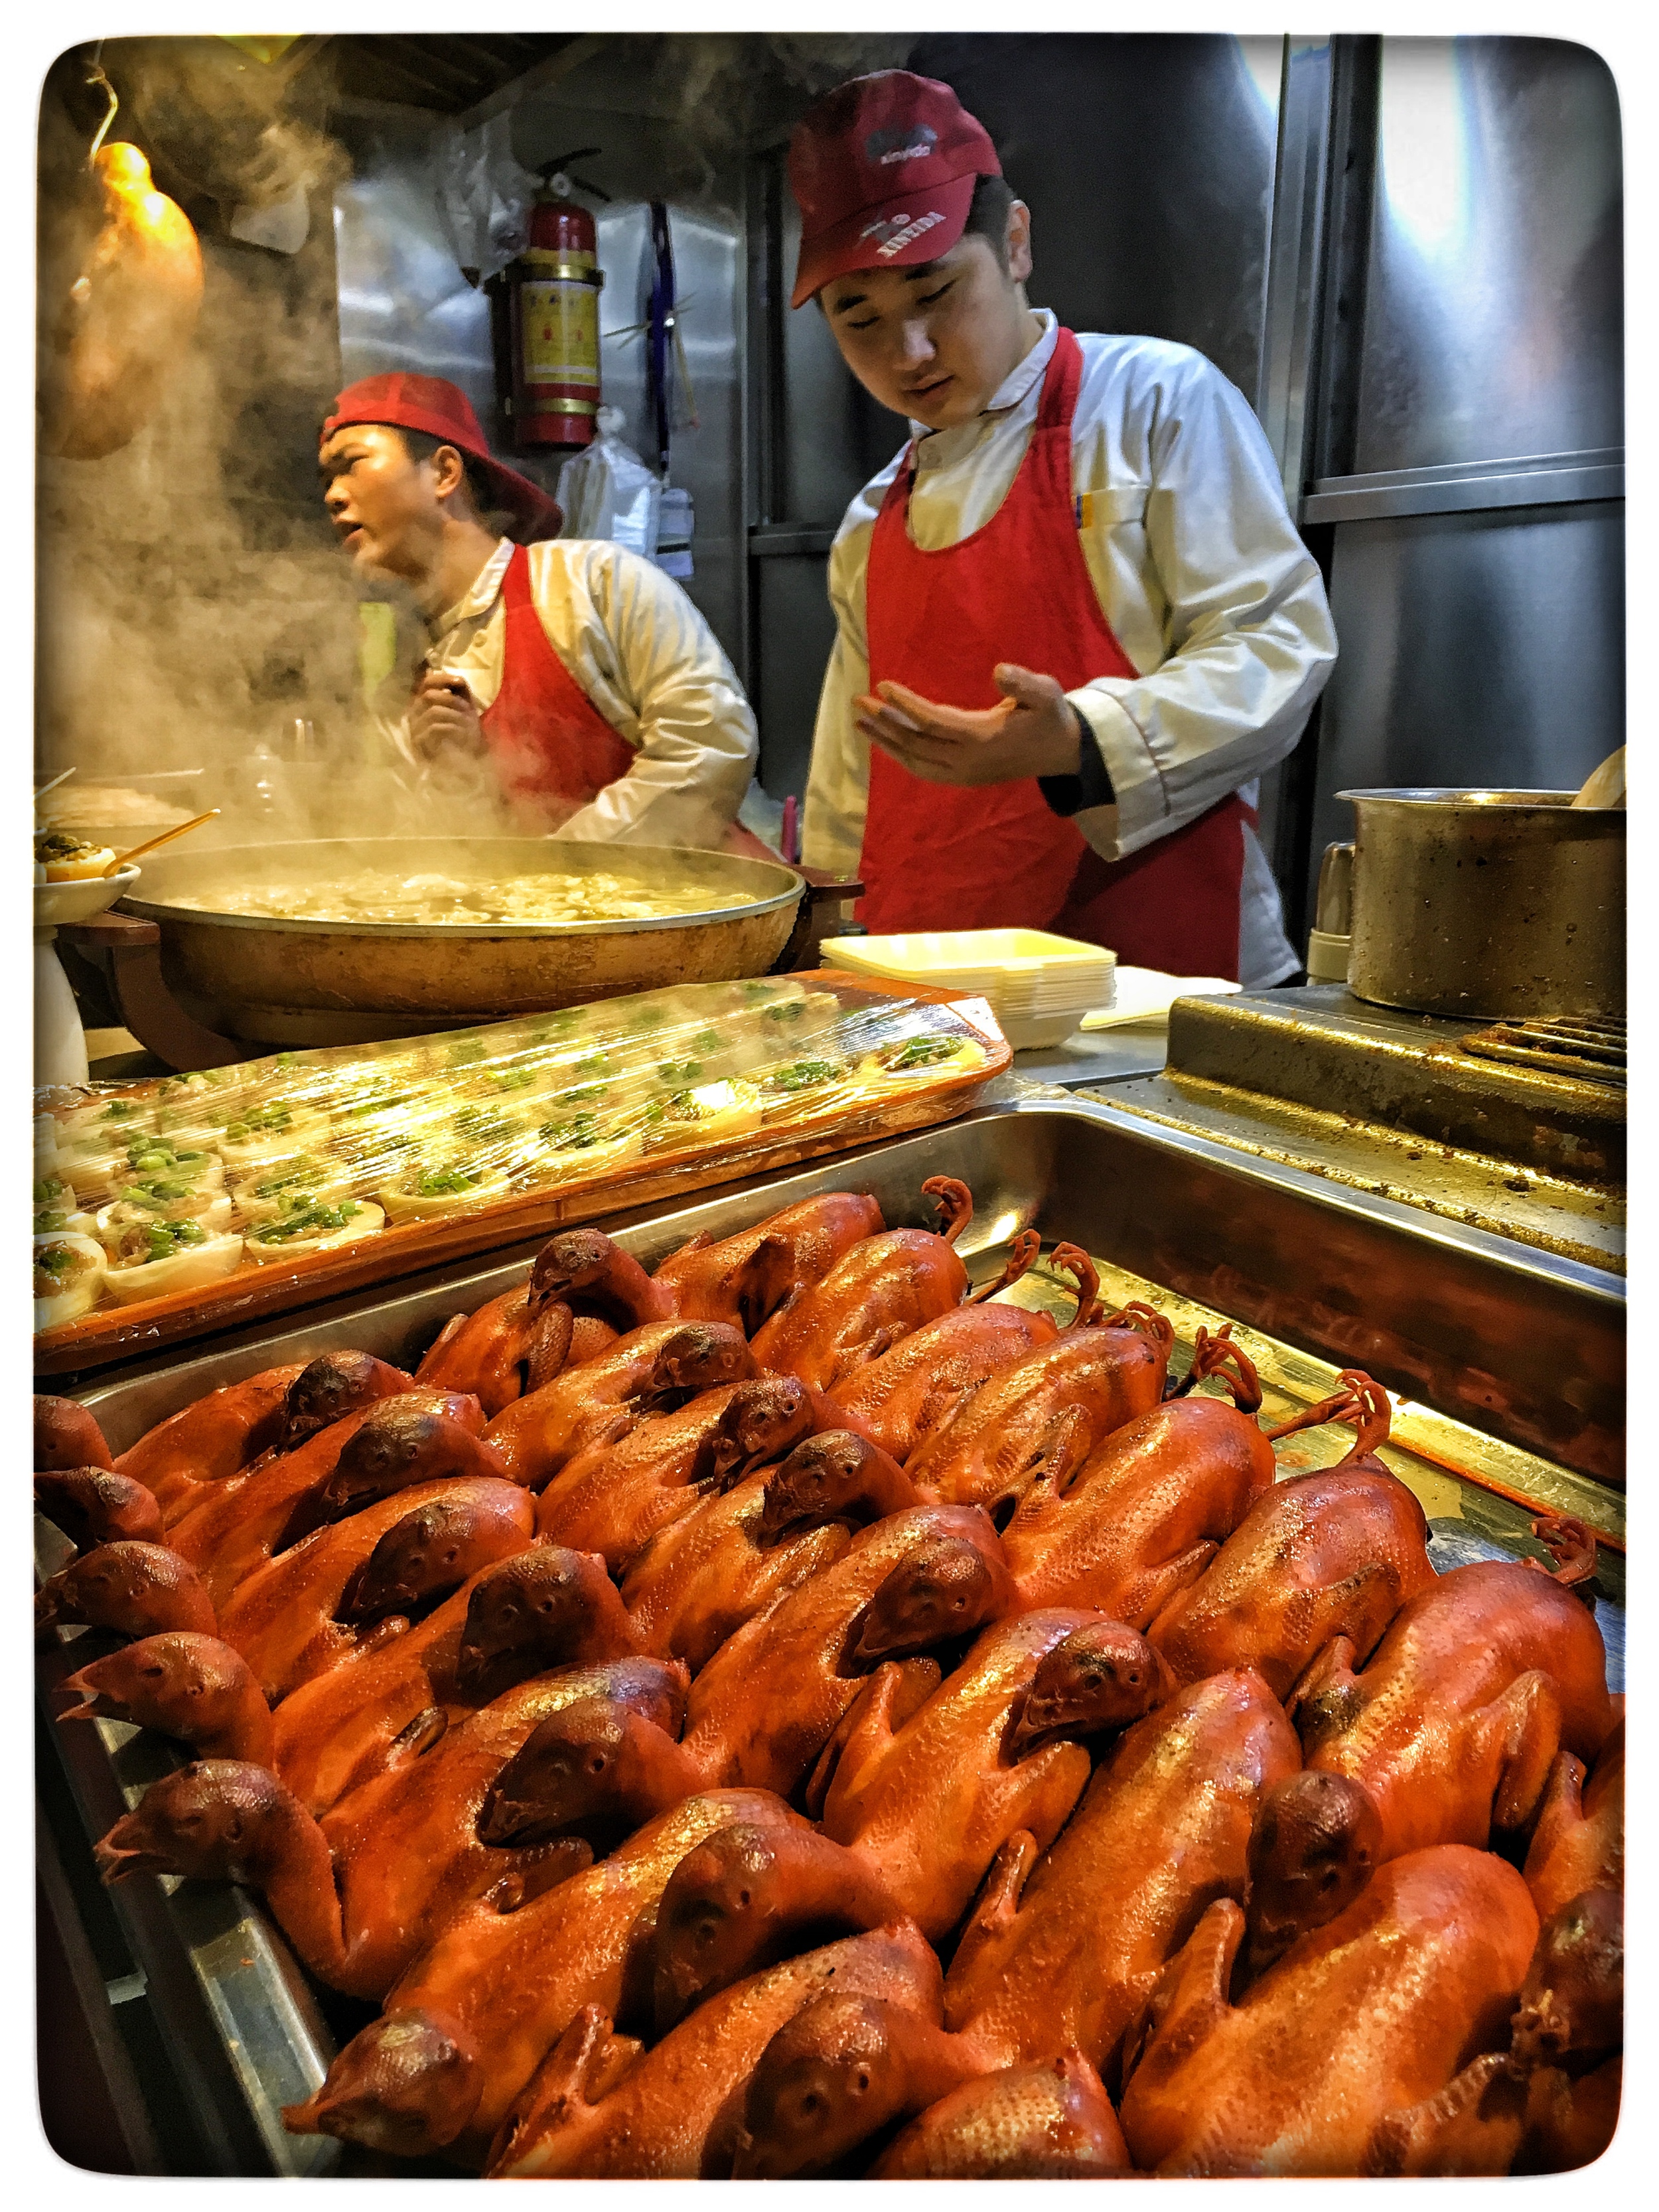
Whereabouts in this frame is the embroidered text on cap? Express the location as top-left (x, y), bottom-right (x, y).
top-left (867, 123), bottom-right (938, 165)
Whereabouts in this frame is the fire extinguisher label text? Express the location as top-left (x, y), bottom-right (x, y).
top-left (522, 281), bottom-right (601, 390)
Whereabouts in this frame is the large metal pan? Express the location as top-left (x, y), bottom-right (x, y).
top-left (39, 1096), bottom-right (1623, 2173)
top-left (120, 836), bottom-right (806, 1041)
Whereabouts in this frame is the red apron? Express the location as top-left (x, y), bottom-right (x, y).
top-left (859, 327), bottom-right (1253, 979)
top-left (478, 544), bottom-right (636, 824)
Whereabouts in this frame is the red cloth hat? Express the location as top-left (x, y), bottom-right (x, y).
top-left (322, 374), bottom-right (563, 543)
top-left (788, 70), bottom-right (1001, 309)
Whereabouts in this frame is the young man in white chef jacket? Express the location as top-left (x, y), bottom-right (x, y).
top-left (792, 70), bottom-right (1338, 984)
top-left (319, 374), bottom-right (762, 851)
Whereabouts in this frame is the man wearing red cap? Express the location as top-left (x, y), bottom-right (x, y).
top-left (319, 374), bottom-right (758, 845)
top-left (791, 71), bottom-right (1337, 984)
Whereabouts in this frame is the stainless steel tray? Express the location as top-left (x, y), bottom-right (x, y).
top-left (42, 1092), bottom-right (1626, 2175)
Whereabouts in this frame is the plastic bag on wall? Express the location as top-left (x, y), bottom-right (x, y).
top-left (434, 113), bottom-right (535, 283)
top-left (556, 407), bottom-right (661, 561)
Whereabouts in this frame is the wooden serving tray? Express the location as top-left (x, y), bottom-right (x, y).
top-left (35, 975), bottom-right (1008, 1376)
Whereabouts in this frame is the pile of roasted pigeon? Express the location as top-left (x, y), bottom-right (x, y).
top-left (35, 1177), bottom-right (1623, 2177)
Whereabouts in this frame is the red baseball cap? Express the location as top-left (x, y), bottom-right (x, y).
top-left (788, 70), bottom-right (1001, 309)
top-left (321, 374), bottom-right (563, 543)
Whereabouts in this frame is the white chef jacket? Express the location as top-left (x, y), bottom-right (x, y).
top-left (384, 536), bottom-right (758, 849)
top-left (804, 311), bottom-right (1338, 987)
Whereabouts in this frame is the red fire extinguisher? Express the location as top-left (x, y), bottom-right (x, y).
top-left (503, 152), bottom-right (608, 452)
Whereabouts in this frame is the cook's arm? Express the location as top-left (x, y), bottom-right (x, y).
top-left (800, 531), bottom-right (875, 876)
top-left (557, 550), bottom-right (758, 848)
top-left (1060, 358), bottom-right (1337, 860)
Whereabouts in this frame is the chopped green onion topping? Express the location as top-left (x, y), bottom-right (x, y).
top-left (881, 1035), bottom-right (962, 1070)
top-left (542, 1115), bottom-right (603, 1151)
top-left (35, 1244), bottom-right (90, 1284)
top-left (411, 1165), bottom-right (484, 1196)
top-left (252, 1161), bottom-right (325, 1197)
top-left (764, 1059), bottom-right (841, 1093)
top-left (125, 1218), bottom-right (209, 1264)
top-left (252, 1201), bottom-right (361, 1243)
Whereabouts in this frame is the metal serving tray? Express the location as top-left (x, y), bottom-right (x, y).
top-left (41, 1091), bottom-right (1626, 2175)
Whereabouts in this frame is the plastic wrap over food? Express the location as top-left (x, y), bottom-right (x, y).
top-left (33, 976), bottom-right (1003, 1333)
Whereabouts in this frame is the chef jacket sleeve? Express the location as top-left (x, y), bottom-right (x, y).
top-left (1063, 355), bottom-right (1337, 862)
top-left (800, 524), bottom-right (875, 877)
top-left (555, 548), bottom-right (759, 849)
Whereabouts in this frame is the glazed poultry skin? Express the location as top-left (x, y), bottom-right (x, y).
top-left (482, 1320), bottom-right (755, 1488)
top-left (1119, 1846), bottom-right (1540, 2175)
top-left (270, 1545), bottom-right (643, 1814)
top-left (1148, 1459), bottom-right (1435, 1697)
top-left (653, 1193), bottom-right (885, 1333)
top-left (110, 1361), bottom-right (307, 1520)
top-left (45, 1174), bottom-right (1625, 2187)
top-left (871, 2050), bottom-right (1131, 2178)
top-left (486, 1921), bottom-right (942, 2178)
top-left (746, 1177), bottom-right (977, 1390)
top-left (1003, 1389), bottom-right (1279, 1623)
top-left (286, 1790), bottom-right (812, 2161)
top-left (470, 1503), bottom-right (1018, 1856)
top-left (536, 1374), bottom-right (815, 1567)
top-left (904, 1309), bottom-right (1173, 1515)
top-left (1363, 1887), bottom-right (1623, 2177)
top-left (825, 1293), bottom-right (1054, 1465)
top-left (818, 1609), bottom-right (1156, 1937)
top-left (166, 1388), bottom-right (486, 1610)
top-left (216, 1475), bottom-right (535, 1702)
top-left (945, 1668), bottom-right (1299, 2074)
top-left (575, 1502), bottom-right (1017, 1812)
top-left (618, 1460), bottom-right (857, 1672)
top-left (646, 1616), bottom-right (1169, 2028)
top-left (1524, 1719), bottom-right (1624, 1921)
top-left (94, 1753), bottom-right (589, 2002)
top-left (1297, 1560), bottom-right (1615, 1859)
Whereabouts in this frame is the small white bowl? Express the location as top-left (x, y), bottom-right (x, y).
top-left (244, 1199), bottom-right (387, 1262)
top-left (35, 864), bottom-right (141, 929)
top-left (33, 1232), bottom-right (108, 1329)
top-left (102, 1228), bottom-right (246, 1304)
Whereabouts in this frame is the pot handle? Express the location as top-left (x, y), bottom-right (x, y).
top-left (1315, 842), bottom-right (1355, 936)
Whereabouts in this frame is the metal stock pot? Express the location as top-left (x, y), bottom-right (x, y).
top-left (1337, 788), bottom-right (1624, 1020)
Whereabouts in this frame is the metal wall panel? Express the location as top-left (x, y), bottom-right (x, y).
top-left (754, 555), bottom-right (839, 802)
top-left (333, 150), bottom-right (497, 422)
top-left (910, 33), bottom-right (1281, 398)
top-left (506, 76), bottom-right (750, 670)
top-left (1356, 38), bottom-right (1623, 474)
top-left (1305, 500), bottom-right (1625, 911)
top-left (772, 182), bottom-right (904, 526)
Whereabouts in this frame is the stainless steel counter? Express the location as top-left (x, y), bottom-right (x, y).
top-left (1011, 1027), bottom-right (1169, 1088)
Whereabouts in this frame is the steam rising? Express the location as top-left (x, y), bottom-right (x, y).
top-left (35, 35), bottom-right (921, 842)
top-left (650, 33), bottom-right (919, 145)
top-left (36, 39), bottom-right (360, 825)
